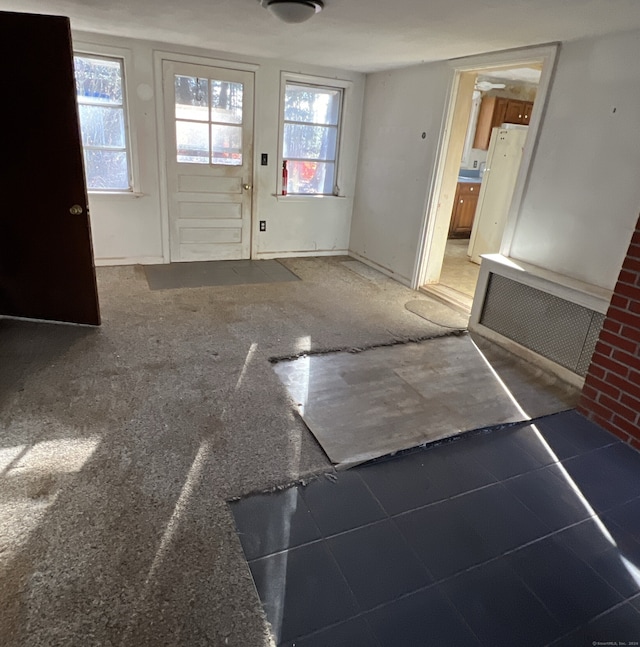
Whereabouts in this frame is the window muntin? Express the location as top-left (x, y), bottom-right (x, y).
top-left (282, 83), bottom-right (342, 195)
top-left (74, 55), bottom-right (131, 191)
top-left (174, 75), bottom-right (244, 165)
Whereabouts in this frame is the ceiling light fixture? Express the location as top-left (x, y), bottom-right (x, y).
top-left (260, 0), bottom-right (324, 24)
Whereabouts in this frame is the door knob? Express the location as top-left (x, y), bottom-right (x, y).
top-left (69, 204), bottom-right (84, 215)
top-left (243, 183), bottom-right (252, 190)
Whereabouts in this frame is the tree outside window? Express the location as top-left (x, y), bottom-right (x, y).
top-left (74, 55), bottom-right (131, 191)
top-left (282, 83), bottom-right (342, 195)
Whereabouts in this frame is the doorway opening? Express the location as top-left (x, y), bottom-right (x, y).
top-left (413, 47), bottom-right (558, 313)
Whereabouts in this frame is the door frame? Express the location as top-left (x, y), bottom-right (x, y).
top-left (153, 51), bottom-right (259, 263)
top-left (411, 44), bottom-right (559, 291)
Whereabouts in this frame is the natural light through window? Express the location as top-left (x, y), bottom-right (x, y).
top-left (174, 75), bottom-right (244, 166)
top-left (470, 338), bottom-right (618, 549)
top-left (74, 55), bottom-right (131, 191)
top-left (0, 437), bottom-right (101, 560)
top-left (282, 82), bottom-right (342, 195)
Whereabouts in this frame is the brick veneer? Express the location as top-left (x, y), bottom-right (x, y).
top-left (578, 215), bottom-right (640, 450)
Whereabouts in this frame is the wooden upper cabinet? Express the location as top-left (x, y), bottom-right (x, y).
top-left (492, 98), bottom-right (509, 131)
top-left (473, 96), bottom-right (535, 150)
top-left (504, 100), bottom-right (526, 124)
top-left (473, 96), bottom-right (497, 150)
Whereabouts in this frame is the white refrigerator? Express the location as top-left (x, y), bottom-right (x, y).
top-left (467, 125), bottom-right (528, 263)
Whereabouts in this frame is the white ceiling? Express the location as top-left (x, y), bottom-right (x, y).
top-left (478, 67), bottom-right (543, 84)
top-left (4, 0), bottom-right (640, 72)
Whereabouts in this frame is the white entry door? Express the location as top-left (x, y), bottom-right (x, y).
top-left (164, 61), bottom-right (254, 261)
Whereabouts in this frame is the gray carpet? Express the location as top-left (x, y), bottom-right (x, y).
top-left (0, 255), bottom-right (578, 646)
top-left (405, 297), bottom-right (469, 329)
top-left (143, 259), bottom-right (300, 290)
top-left (340, 259), bottom-right (389, 283)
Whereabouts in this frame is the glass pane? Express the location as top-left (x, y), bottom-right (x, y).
top-left (211, 125), bottom-right (242, 165)
top-left (74, 56), bottom-right (123, 104)
top-left (284, 84), bottom-right (341, 125)
top-left (283, 124), bottom-right (337, 161)
top-left (78, 105), bottom-right (125, 148)
top-left (287, 161), bottom-right (335, 195)
top-left (210, 80), bottom-right (243, 124)
top-left (84, 150), bottom-right (129, 190)
top-left (175, 75), bottom-right (209, 121)
top-left (176, 120), bottom-right (209, 164)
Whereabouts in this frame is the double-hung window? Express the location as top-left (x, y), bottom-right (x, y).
top-left (73, 54), bottom-right (131, 191)
top-left (282, 82), bottom-right (343, 195)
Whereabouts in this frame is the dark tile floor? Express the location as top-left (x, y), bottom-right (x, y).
top-left (230, 410), bottom-right (640, 646)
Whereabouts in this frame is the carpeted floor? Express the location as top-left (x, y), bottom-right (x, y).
top-left (0, 255), bottom-right (577, 646)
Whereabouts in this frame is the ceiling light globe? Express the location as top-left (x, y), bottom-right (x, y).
top-left (265, 0), bottom-right (324, 24)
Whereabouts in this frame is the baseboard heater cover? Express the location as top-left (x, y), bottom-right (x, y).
top-left (479, 273), bottom-right (605, 377)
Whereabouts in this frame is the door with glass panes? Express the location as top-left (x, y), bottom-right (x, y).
top-left (164, 61), bottom-right (254, 261)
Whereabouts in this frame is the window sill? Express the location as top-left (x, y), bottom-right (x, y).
top-left (88, 191), bottom-right (144, 199)
top-left (274, 194), bottom-right (346, 201)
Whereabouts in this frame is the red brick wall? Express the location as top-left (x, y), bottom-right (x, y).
top-left (578, 215), bottom-right (640, 450)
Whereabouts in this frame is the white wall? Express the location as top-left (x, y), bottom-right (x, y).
top-left (508, 30), bottom-right (640, 290)
top-left (351, 29), bottom-right (640, 291)
top-left (72, 31), bottom-right (364, 264)
top-left (349, 63), bottom-right (451, 283)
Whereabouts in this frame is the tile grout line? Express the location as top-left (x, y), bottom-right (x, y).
top-left (354, 469), bottom-right (486, 645)
top-left (234, 417), bottom-right (638, 646)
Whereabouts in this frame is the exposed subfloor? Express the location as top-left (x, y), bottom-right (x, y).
top-left (231, 411), bottom-right (640, 647)
top-left (272, 334), bottom-right (578, 466)
top-left (0, 256), bottom-right (594, 646)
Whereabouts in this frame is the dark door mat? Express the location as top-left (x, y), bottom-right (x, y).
top-left (142, 260), bottom-right (300, 290)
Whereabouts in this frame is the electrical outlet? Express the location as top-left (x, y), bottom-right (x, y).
top-left (473, 160), bottom-right (478, 168)
top-left (261, 153), bottom-right (268, 165)
top-left (259, 220), bottom-right (266, 232)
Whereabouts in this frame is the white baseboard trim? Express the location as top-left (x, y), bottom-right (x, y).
top-left (253, 250), bottom-right (348, 260)
top-left (95, 256), bottom-right (164, 267)
top-left (347, 251), bottom-right (411, 287)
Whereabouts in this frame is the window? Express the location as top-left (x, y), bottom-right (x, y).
top-left (174, 75), bottom-right (244, 165)
top-left (73, 55), bottom-right (131, 191)
top-left (282, 82), bottom-right (343, 195)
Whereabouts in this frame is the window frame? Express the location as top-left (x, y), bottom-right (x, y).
top-left (173, 74), bottom-right (246, 167)
top-left (73, 48), bottom-right (135, 194)
top-left (278, 73), bottom-right (350, 198)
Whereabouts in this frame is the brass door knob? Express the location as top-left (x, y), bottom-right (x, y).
top-left (243, 183), bottom-right (252, 190)
top-left (69, 204), bottom-right (84, 215)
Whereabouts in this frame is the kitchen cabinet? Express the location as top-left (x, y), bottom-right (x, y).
top-left (504, 100), bottom-right (526, 124)
top-left (449, 182), bottom-right (479, 238)
top-left (473, 96), bottom-right (534, 150)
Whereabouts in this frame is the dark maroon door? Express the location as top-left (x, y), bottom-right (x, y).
top-left (0, 11), bottom-right (100, 325)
